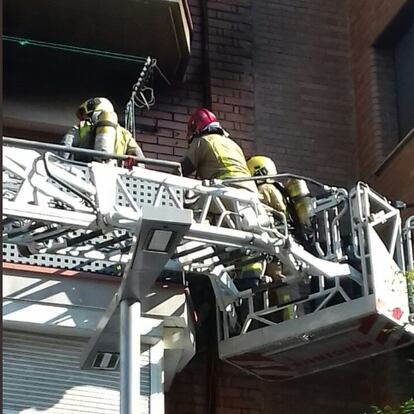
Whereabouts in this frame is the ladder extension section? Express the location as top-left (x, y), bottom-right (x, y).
top-left (3, 144), bottom-right (359, 283)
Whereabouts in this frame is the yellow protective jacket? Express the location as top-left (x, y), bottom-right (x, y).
top-left (181, 132), bottom-right (258, 193)
top-left (257, 182), bottom-right (287, 216)
top-left (61, 111), bottom-right (143, 162)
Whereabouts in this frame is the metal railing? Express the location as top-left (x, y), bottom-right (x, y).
top-left (2, 141), bottom-right (183, 273)
top-left (216, 183), bottom-right (413, 341)
top-left (3, 137), bottom-right (182, 174)
top-left (403, 216), bottom-right (414, 315)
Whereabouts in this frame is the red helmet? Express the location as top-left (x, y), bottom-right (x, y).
top-left (187, 108), bottom-right (217, 139)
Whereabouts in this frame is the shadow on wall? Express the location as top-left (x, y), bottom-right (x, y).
top-left (3, 273), bottom-right (187, 330)
top-left (2, 275), bottom-right (115, 330)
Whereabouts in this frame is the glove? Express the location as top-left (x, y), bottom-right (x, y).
top-left (124, 156), bottom-right (135, 170)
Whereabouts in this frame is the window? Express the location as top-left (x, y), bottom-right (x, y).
top-left (394, 22), bottom-right (414, 139)
top-left (373, 1), bottom-right (414, 157)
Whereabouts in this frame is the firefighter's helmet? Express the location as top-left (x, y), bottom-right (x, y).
top-left (187, 108), bottom-right (218, 139)
top-left (76, 97), bottom-right (114, 120)
top-left (247, 156), bottom-right (277, 177)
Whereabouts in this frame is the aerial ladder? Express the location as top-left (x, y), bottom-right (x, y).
top-left (3, 137), bottom-right (414, 412)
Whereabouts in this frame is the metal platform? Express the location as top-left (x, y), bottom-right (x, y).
top-left (222, 296), bottom-right (413, 381)
top-left (3, 139), bottom-right (414, 400)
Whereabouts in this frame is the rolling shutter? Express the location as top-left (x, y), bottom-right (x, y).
top-left (3, 330), bottom-right (150, 414)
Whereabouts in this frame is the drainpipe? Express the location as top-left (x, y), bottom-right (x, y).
top-left (200, 0), bottom-right (212, 109)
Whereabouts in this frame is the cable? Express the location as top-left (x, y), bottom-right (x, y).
top-left (219, 173), bottom-right (335, 190)
top-left (4, 35), bottom-right (148, 64)
top-left (124, 56), bottom-right (164, 138)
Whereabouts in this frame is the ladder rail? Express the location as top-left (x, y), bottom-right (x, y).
top-left (3, 136), bottom-right (182, 173)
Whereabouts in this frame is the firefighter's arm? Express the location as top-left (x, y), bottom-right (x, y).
top-left (261, 184), bottom-right (287, 215)
top-left (124, 133), bottom-right (145, 169)
top-left (181, 157), bottom-right (195, 177)
top-left (181, 139), bottom-right (199, 177)
top-left (268, 185), bottom-right (288, 215)
top-left (60, 125), bottom-right (79, 159)
top-left (125, 134), bottom-right (145, 158)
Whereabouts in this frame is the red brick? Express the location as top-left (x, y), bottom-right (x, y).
top-left (142, 143), bottom-right (173, 155)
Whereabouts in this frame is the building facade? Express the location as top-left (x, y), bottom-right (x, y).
top-left (3, 0), bottom-right (413, 413)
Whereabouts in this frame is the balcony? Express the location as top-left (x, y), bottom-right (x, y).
top-left (3, 0), bottom-right (193, 137)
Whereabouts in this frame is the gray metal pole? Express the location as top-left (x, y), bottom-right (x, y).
top-left (120, 299), bottom-right (141, 414)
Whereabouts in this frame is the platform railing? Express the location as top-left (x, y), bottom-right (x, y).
top-left (217, 183), bottom-right (412, 341)
top-left (2, 139), bottom-right (183, 274)
top-left (403, 216), bottom-right (414, 315)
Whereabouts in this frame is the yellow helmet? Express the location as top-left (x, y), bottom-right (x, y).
top-left (76, 97), bottom-right (114, 120)
top-left (247, 156), bottom-right (277, 177)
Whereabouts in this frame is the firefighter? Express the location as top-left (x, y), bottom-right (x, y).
top-left (246, 155), bottom-right (287, 217)
top-left (181, 108), bottom-right (264, 289)
top-left (247, 155), bottom-right (286, 282)
top-left (62, 97), bottom-right (144, 167)
top-left (181, 108), bottom-right (258, 193)
top-left (247, 155), bottom-right (313, 244)
top-left (247, 155), bottom-right (313, 320)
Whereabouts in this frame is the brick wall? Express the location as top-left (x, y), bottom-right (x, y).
top-left (159, 2), bottom-right (394, 412)
top-left (374, 135), bottom-right (414, 218)
top-left (348, 0), bottom-right (406, 181)
top-left (252, 0), bottom-right (356, 187)
top-left (40, 0), bottom-right (406, 412)
top-left (128, 1), bottom-right (414, 412)
top-left (136, 0), bottom-right (357, 188)
top-left (348, 0), bottom-right (414, 216)
top-left (134, 0), bottom-right (205, 161)
top-left (166, 349), bottom-right (387, 414)
top-left (207, 0), bottom-right (257, 157)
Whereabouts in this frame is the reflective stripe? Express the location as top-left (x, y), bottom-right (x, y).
top-left (281, 292), bottom-right (294, 320)
top-left (240, 261), bottom-right (263, 279)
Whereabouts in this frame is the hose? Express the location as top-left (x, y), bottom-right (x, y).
top-left (218, 173), bottom-right (337, 190)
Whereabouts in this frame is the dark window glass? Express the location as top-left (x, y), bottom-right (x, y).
top-left (394, 22), bottom-right (414, 139)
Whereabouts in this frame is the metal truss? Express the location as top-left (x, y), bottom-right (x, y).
top-left (214, 184), bottom-right (414, 342)
top-left (3, 140), bottom-right (414, 343)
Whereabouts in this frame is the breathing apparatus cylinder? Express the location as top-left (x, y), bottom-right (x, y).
top-left (285, 178), bottom-right (312, 230)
